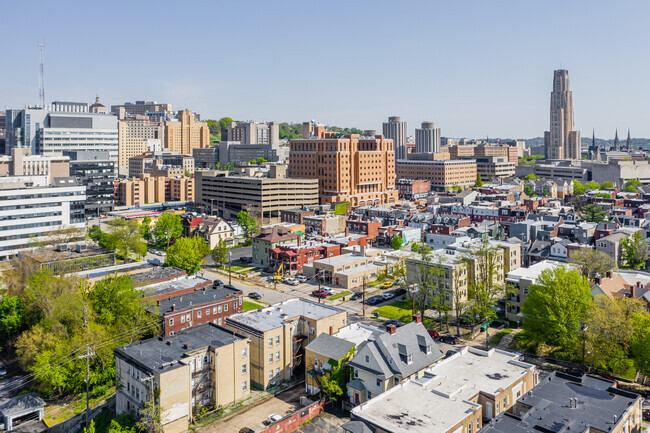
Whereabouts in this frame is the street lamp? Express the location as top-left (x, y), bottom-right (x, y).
top-left (228, 251), bottom-right (232, 286)
top-left (581, 324), bottom-right (588, 373)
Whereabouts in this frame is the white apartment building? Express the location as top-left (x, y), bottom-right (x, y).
top-left (0, 176), bottom-right (86, 260)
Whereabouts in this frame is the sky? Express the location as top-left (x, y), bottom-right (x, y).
top-left (1, 0), bottom-right (649, 139)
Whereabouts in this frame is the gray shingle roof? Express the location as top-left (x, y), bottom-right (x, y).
top-left (305, 333), bottom-right (355, 361)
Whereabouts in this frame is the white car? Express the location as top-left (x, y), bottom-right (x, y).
top-left (382, 292), bottom-right (395, 301)
top-left (284, 278), bottom-right (299, 286)
top-left (323, 288), bottom-right (336, 295)
top-left (0, 364), bottom-right (6, 376)
top-left (295, 275), bottom-right (308, 283)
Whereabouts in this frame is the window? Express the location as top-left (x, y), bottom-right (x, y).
top-left (213, 307), bottom-right (218, 314)
top-left (354, 369), bottom-right (359, 378)
top-left (394, 377), bottom-right (399, 386)
top-left (407, 354), bottom-right (413, 364)
top-left (504, 396), bottom-right (507, 408)
top-left (496, 402), bottom-right (500, 414)
top-left (376, 378), bottom-right (381, 387)
top-left (186, 313), bottom-right (191, 322)
top-left (269, 353), bottom-right (273, 363)
top-left (268, 370), bottom-right (274, 379)
top-left (224, 304), bottom-right (228, 311)
top-left (242, 347), bottom-right (247, 358)
top-left (426, 344), bottom-right (431, 354)
top-left (197, 310), bottom-right (202, 319)
top-left (367, 391), bottom-right (372, 399)
top-left (268, 337), bottom-right (273, 347)
top-left (218, 306), bottom-right (222, 313)
top-left (181, 315), bottom-right (185, 323)
top-left (275, 351), bottom-right (280, 361)
top-left (206, 308), bottom-right (210, 316)
top-left (242, 364), bottom-right (247, 374)
top-left (242, 381), bottom-right (247, 391)
top-left (275, 367), bottom-right (280, 377)
top-left (169, 318), bottom-right (174, 326)
top-left (469, 421), bottom-right (473, 433)
top-left (364, 355), bottom-right (370, 364)
top-left (276, 336), bottom-right (280, 345)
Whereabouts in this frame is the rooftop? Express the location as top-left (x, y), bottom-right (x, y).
top-left (159, 285), bottom-right (241, 314)
top-left (481, 372), bottom-right (641, 433)
top-left (333, 322), bottom-right (385, 346)
top-left (226, 298), bottom-right (345, 333)
top-left (506, 260), bottom-right (565, 283)
top-left (140, 275), bottom-right (212, 298)
top-left (129, 266), bottom-right (187, 287)
top-left (305, 333), bottom-right (355, 360)
top-left (23, 243), bottom-right (113, 263)
top-left (116, 323), bottom-right (245, 373)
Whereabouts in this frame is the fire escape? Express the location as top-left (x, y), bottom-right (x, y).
top-left (292, 335), bottom-right (307, 379)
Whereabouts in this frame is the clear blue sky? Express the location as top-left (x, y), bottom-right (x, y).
top-left (1, 0), bottom-right (649, 139)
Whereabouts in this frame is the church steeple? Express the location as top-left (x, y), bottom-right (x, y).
top-left (626, 129), bottom-right (632, 151)
top-left (614, 129), bottom-right (620, 151)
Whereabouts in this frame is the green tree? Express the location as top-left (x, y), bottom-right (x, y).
top-left (153, 212), bottom-right (183, 250)
top-left (521, 266), bottom-right (592, 348)
top-left (218, 117), bottom-right (234, 139)
top-left (624, 179), bottom-right (642, 193)
top-left (212, 239), bottom-right (229, 268)
top-left (83, 420), bottom-right (96, 433)
top-left (599, 181), bottom-right (614, 189)
top-left (320, 356), bottom-right (351, 403)
top-left (106, 219), bottom-right (147, 261)
top-left (184, 170), bottom-right (192, 177)
top-left (525, 173), bottom-right (537, 180)
top-left (581, 203), bottom-right (607, 223)
top-left (411, 242), bottom-right (420, 253)
top-left (620, 231), bottom-right (647, 269)
top-left (585, 296), bottom-right (648, 373)
top-left (391, 235), bottom-right (403, 250)
top-left (631, 312), bottom-right (650, 377)
top-left (586, 181), bottom-right (599, 190)
top-left (165, 237), bottom-right (209, 275)
top-left (524, 186), bottom-right (535, 197)
top-left (569, 248), bottom-right (616, 280)
top-left (475, 173), bottom-right (484, 187)
top-left (136, 396), bottom-right (163, 433)
top-left (141, 215), bottom-right (152, 242)
top-left (0, 296), bottom-right (25, 350)
top-left (572, 180), bottom-right (587, 195)
top-left (236, 211), bottom-right (259, 239)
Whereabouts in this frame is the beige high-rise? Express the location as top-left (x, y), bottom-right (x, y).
top-left (118, 116), bottom-right (164, 175)
top-left (544, 70), bottom-right (581, 160)
top-left (164, 110), bottom-right (210, 155)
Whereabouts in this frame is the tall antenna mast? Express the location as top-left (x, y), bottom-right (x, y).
top-left (38, 41), bottom-right (46, 108)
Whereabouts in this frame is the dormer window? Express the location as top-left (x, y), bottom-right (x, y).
top-left (426, 345), bottom-right (432, 354)
top-left (365, 355), bottom-right (370, 364)
top-left (407, 354), bottom-right (413, 364)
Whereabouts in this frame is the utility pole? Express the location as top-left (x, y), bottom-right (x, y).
top-left (318, 271), bottom-right (322, 304)
top-left (78, 345), bottom-right (95, 428)
top-left (228, 251), bottom-right (232, 286)
top-left (362, 276), bottom-right (366, 316)
top-left (581, 324), bottom-right (588, 373)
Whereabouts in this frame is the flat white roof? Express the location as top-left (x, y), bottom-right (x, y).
top-left (334, 322), bottom-right (385, 346)
top-left (506, 260), bottom-right (564, 283)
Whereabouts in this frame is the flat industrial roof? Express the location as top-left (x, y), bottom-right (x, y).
top-left (226, 298), bottom-right (344, 332)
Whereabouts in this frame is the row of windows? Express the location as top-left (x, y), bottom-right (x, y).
top-left (268, 351), bottom-right (281, 363)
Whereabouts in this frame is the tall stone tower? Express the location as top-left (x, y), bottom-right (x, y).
top-left (544, 70), bottom-right (581, 160)
top-left (614, 129), bottom-right (620, 151)
top-left (626, 129), bottom-right (632, 151)
top-left (383, 116), bottom-right (407, 160)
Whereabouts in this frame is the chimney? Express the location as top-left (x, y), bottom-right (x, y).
top-left (157, 300), bottom-right (160, 306)
top-left (345, 226), bottom-right (349, 237)
top-left (631, 283), bottom-right (638, 298)
top-left (360, 244), bottom-right (367, 257)
top-left (387, 324), bottom-right (397, 335)
top-left (606, 271), bottom-right (612, 279)
top-left (171, 304), bottom-right (176, 311)
top-left (329, 326), bottom-right (333, 335)
top-left (184, 342), bottom-right (191, 349)
top-left (412, 313), bottom-right (422, 324)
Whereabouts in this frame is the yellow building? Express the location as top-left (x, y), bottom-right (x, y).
top-left (115, 174), bottom-right (194, 206)
top-left (115, 323), bottom-right (250, 433)
top-left (304, 332), bottom-right (355, 395)
top-left (118, 116), bottom-right (164, 175)
top-left (164, 110), bottom-right (210, 154)
top-left (225, 298), bottom-right (347, 390)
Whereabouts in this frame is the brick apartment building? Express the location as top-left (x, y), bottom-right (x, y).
top-left (396, 179), bottom-right (431, 200)
top-left (346, 219), bottom-right (382, 239)
top-left (289, 129), bottom-right (398, 206)
top-left (280, 208), bottom-right (316, 225)
top-left (395, 159), bottom-right (477, 190)
top-left (269, 240), bottom-right (341, 273)
top-left (159, 285), bottom-right (243, 336)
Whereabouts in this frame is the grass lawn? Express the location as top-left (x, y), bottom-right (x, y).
top-left (489, 329), bottom-right (513, 346)
top-left (243, 301), bottom-right (266, 311)
top-left (44, 386), bottom-right (115, 427)
top-left (373, 300), bottom-right (413, 323)
top-left (328, 291), bottom-right (351, 301)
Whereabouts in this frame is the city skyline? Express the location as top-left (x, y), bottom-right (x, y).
top-left (1, 1), bottom-right (650, 138)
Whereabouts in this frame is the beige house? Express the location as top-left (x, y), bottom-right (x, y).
top-left (349, 347), bottom-right (538, 433)
top-left (596, 231), bottom-right (629, 266)
top-left (225, 298), bottom-right (347, 390)
top-left (505, 260), bottom-right (565, 323)
top-left (196, 217), bottom-right (234, 248)
top-left (115, 323), bottom-right (250, 433)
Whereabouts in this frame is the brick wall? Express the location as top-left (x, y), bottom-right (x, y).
top-left (260, 399), bottom-right (326, 433)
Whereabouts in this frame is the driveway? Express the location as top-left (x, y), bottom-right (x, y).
top-left (199, 385), bottom-right (305, 433)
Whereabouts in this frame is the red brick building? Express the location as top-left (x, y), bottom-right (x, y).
top-left (280, 208), bottom-right (316, 225)
top-left (270, 241), bottom-right (341, 273)
top-left (159, 285), bottom-right (243, 336)
top-left (396, 179), bottom-right (431, 200)
top-left (345, 219), bottom-right (382, 239)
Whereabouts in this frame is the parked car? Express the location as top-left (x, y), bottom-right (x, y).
top-left (240, 257), bottom-right (252, 263)
top-left (0, 364), bottom-right (6, 376)
top-left (380, 281), bottom-right (394, 289)
top-left (213, 279), bottom-right (224, 288)
top-left (322, 288), bottom-right (336, 295)
top-left (350, 292), bottom-right (363, 301)
top-left (295, 275), bottom-right (308, 283)
top-left (394, 288), bottom-right (406, 296)
top-left (312, 289), bottom-right (332, 298)
top-left (427, 329), bottom-right (440, 338)
top-left (284, 277), bottom-right (299, 286)
top-left (382, 292), bottom-right (395, 301)
top-left (439, 335), bottom-right (460, 345)
top-left (248, 292), bottom-right (262, 300)
top-left (366, 296), bottom-right (382, 305)
top-left (385, 319), bottom-right (403, 327)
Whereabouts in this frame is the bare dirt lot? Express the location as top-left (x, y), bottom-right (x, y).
top-left (198, 385), bottom-right (304, 433)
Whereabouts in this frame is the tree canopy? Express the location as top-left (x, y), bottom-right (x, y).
top-left (581, 203), bottom-right (607, 223)
top-left (521, 266), bottom-right (592, 348)
top-left (236, 211), bottom-right (259, 239)
top-left (620, 231), bottom-right (647, 269)
top-left (212, 239), bottom-right (229, 268)
top-left (90, 220), bottom-right (147, 262)
top-left (391, 235), bottom-right (403, 250)
top-left (153, 212), bottom-right (183, 250)
top-left (165, 237), bottom-right (209, 275)
top-left (569, 248), bottom-right (616, 280)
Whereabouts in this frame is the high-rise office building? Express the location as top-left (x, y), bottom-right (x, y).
top-left (164, 110), bottom-right (210, 155)
top-left (414, 121), bottom-right (441, 154)
top-left (68, 151), bottom-right (116, 216)
top-left (227, 121), bottom-right (280, 146)
top-left (0, 111), bottom-right (6, 155)
top-left (111, 101), bottom-right (172, 119)
top-left (5, 103), bottom-right (118, 162)
top-left (117, 116), bottom-right (164, 175)
top-left (382, 116), bottom-right (407, 160)
top-left (544, 70), bottom-right (581, 160)
top-left (288, 130), bottom-right (398, 206)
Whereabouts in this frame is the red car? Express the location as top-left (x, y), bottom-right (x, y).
top-left (428, 329), bottom-right (440, 338)
top-left (312, 289), bottom-right (331, 298)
